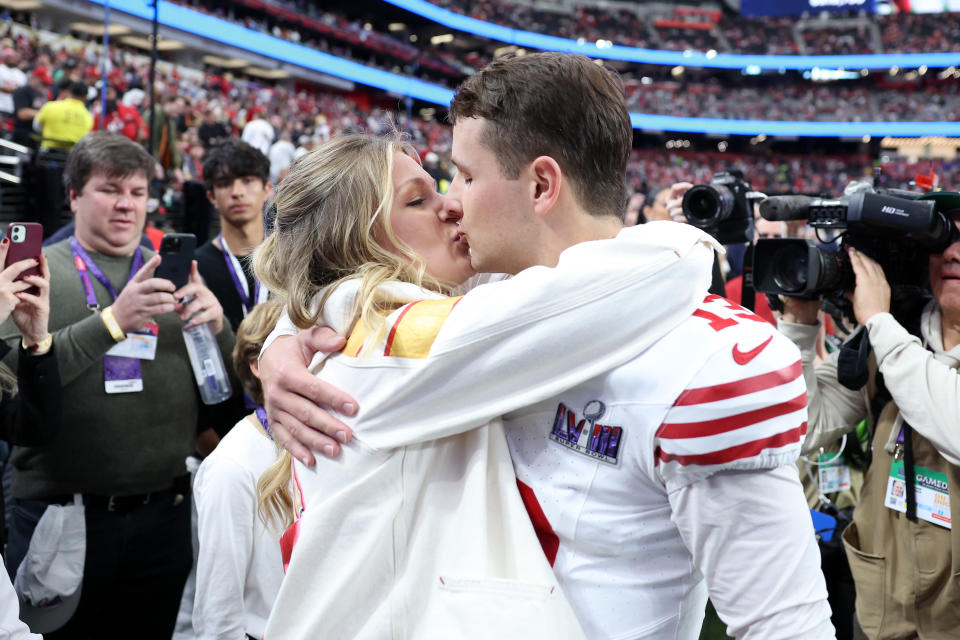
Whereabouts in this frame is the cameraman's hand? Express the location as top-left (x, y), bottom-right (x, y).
top-left (780, 296), bottom-right (821, 325)
top-left (666, 182), bottom-right (693, 224)
top-left (846, 247), bottom-right (890, 325)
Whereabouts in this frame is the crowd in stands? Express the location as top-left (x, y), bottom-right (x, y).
top-left (423, 0), bottom-right (960, 55)
top-left (0, 12), bottom-right (956, 212)
top-left (622, 79), bottom-right (960, 122)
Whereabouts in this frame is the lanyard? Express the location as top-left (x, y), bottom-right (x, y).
top-left (218, 233), bottom-right (266, 316)
top-left (69, 236), bottom-right (144, 311)
top-left (254, 405), bottom-right (272, 440)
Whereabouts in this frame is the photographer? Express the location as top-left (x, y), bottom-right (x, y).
top-left (777, 192), bottom-right (960, 639)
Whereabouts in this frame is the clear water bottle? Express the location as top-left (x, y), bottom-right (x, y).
top-left (180, 300), bottom-right (232, 404)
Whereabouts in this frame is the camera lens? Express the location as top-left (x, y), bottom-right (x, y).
top-left (772, 243), bottom-right (809, 294)
top-left (684, 187), bottom-right (720, 222)
top-left (683, 185), bottom-right (734, 224)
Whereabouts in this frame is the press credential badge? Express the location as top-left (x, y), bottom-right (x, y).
top-left (885, 459), bottom-right (951, 529)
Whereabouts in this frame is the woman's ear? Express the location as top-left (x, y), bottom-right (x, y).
top-left (529, 155), bottom-right (562, 218)
top-left (250, 358), bottom-right (261, 380)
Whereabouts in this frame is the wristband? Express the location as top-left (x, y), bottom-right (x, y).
top-left (100, 306), bottom-right (126, 343)
top-left (22, 333), bottom-right (52, 355)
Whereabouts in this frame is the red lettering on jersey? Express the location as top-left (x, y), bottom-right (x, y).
top-left (695, 295), bottom-right (769, 332)
top-left (517, 479), bottom-right (560, 567)
top-left (692, 308), bottom-right (737, 332)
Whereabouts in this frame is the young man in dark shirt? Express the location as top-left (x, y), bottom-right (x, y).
top-left (196, 139), bottom-right (272, 331)
top-left (195, 139), bottom-right (272, 434)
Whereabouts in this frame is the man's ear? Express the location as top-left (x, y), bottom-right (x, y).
top-left (68, 187), bottom-right (78, 213)
top-left (529, 156), bottom-right (562, 218)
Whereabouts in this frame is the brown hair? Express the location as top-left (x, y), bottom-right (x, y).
top-left (449, 52), bottom-right (632, 217)
top-left (64, 132), bottom-right (155, 195)
top-left (232, 299), bottom-right (284, 406)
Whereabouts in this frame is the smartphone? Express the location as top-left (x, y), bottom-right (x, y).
top-left (4, 222), bottom-right (43, 281)
top-left (154, 233), bottom-right (196, 289)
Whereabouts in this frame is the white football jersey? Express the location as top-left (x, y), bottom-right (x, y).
top-left (504, 294), bottom-right (808, 639)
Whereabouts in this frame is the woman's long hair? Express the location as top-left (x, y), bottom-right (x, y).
top-left (253, 133), bottom-right (454, 532)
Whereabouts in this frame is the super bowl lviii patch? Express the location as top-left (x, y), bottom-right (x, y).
top-left (549, 400), bottom-right (622, 465)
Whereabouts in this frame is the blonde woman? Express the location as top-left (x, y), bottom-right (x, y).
top-left (254, 134), bottom-right (715, 639)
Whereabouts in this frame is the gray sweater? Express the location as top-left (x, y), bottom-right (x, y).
top-left (1, 238), bottom-right (235, 498)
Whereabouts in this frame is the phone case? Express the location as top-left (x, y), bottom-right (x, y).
top-left (4, 222), bottom-right (43, 281)
top-left (154, 233), bottom-right (197, 289)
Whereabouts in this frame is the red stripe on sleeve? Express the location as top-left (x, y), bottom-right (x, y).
top-left (383, 301), bottom-right (420, 356)
top-left (674, 360), bottom-right (803, 406)
top-left (658, 392), bottom-right (807, 439)
top-left (658, 422), bottom-right (807, 467)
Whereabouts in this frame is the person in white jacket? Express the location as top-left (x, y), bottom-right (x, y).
top-left (253, 132), bottom-right (718, 640)
top-left (259, 53), bottom-right (834, 639)
top-left (192, 300), bottom-right (285, 640)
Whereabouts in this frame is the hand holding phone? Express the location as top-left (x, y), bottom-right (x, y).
top-left (154, 233), bottom-right (197, 289)
top-left (3, 223), bottom-right (42, 282)
top-left (0, 223), bottom-right (51, 343)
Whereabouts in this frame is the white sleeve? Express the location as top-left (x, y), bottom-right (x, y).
top-left (259, 307), bottom-right (297, 362)
top-left (192, 455), bottom-right (257, 640)
top-left (0, 559), bottom-right (41, 640)
top-left (777, 320), bottom-right (869, 455)
top-left (321, 224), bottom-right (719, 449)
top-left (866, 312), bottom-right (960, 466)
top-left (655, 327), bottom-right (808, 491)
top-left (669, 465), bottom-right (835, 639)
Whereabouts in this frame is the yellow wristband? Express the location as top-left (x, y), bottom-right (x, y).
top-left (100, 306), bottom-right (126, 343)
top-left (21, 334), bottom-right (52, 355)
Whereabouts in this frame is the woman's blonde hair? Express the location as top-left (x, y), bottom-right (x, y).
top-left (253, 133), bottom-right (455, 533)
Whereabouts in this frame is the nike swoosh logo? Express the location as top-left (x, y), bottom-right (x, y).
top-left (732, 335), bottom-right (774, 365)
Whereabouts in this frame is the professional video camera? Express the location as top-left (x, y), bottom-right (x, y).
top-left (681, 170), bottom-right (754, 245)
top-left (753, 185), bottom-right (959, 326)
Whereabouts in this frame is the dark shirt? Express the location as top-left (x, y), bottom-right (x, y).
top-left (195, 240), bottom-right (257, 333)
top-left (197, 121), bottom-right (231, 150)
top-left (0, 341), bottom-right (61, 446)
top-left (12, 84), bottom-right (43, 135)
top-left (196, 240), bottom-right (258, 436)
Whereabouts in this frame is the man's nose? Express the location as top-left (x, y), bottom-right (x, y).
top-left (440, 194), bottom-right (463, 222)
top-left (116, 192), bottom-right (134, 209)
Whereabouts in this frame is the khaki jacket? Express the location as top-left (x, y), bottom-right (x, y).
top-left (843, 402), bottom-right (960, 639)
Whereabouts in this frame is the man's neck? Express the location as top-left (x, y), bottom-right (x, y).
top-left (532, 210), bottom-right (623, 270)
top-left (942, 308), bottom-right (960, 351)
top-left (74, 233), bottom-right (135, 258)
top-left (218, 217), bottom-right (264, 256)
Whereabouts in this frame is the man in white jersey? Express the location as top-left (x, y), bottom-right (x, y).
top-left (259, 53), bottom-right (834, 639)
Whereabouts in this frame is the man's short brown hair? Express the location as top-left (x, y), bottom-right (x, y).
top-left (449, 52), bottom-right (632, 217)
top-left (64, 132), bottom-right (155, 195)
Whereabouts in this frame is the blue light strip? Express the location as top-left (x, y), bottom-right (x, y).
top-left (90, 0), bottom-right (957, 137)
top-left (629, 114), bottom-right (960, 137)
top-left (86, 0), bottom-right (456, 105)
top-left (383, 0), bottom-right (960, 70)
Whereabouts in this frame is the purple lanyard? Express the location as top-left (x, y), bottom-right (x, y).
top-left (69, 236), bottom-right (144, 310)
top-left (254, 405), bottom-right (272, 440)
top-left (217, 233), bottom-right (261, 315)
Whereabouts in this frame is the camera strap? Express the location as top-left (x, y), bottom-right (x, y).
top-left (837, 326), bottom-right (871, 391)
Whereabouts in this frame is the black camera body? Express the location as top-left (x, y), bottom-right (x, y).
top-left (753, 189), bottom-right (959, 301)
top-left (681, 171), bottom-right (753, 245)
